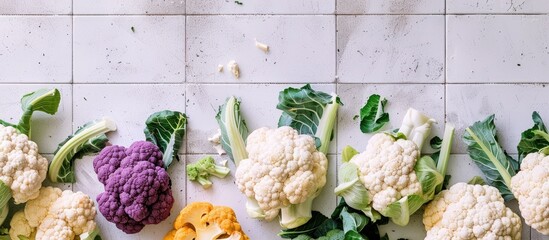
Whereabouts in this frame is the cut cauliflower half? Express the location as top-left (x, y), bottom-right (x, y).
top-left (165, 202), bottom-right (249, 240)
top-left (351, 133), bottom-right (421, 212)
top-left (510, 152), bottom-right (549, 235)
top-left (0, 125), bottom-right (48, 204)
top-left (235, 126), bottom-right (328, 223)
top-left (423, 183), bottom-right (521, 240)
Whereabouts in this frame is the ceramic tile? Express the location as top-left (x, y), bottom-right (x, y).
top-left (0, 84), bottom-right (72, 154)
top-left (187, 0), bottom-right (334, 14)
top-left (0, 1), bottom-right (71, 14)
top-left (336, 83), bottom-right (444, 154)
top-left (186, 16), bottom-right (335, 83)
top-left (185, 83), bottom-right (337, 155)
top-left (74, 0), bottom-right (185, 14)
top-left (446, 84), bottom-right (549, 154)
top-left (337, 0), bottom-right (444, 14)
top-left (447, 0), bottom-right (549, 13)
top-left (73, 84), bottom-right (186, 150)
top-left (447, 15), bottom-right (549, 83)
top-left (0, 17), bottom-right (71, 83)
top-left (73, 16), bottom-right (185, 83)
top-left (337, 15), bottom-right (444, 83)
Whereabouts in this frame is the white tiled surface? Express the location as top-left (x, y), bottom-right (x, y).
top-left (2, 1), bottom-right (549, 239)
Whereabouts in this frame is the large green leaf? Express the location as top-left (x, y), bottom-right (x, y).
top-left (463, 115), bottom-right (517, 201)
top-left (215, 97), bottom-right (249, 165)
top-left (359, 94), bottom-right (390, 133)
top-left (49, 118), bottom-right (116, 183)
top-left (0, 88), bottom-right (60, 138)
top-left (517, 111), bottom-right (549, 161)
top-left (277, 84), bottom-right (342, 154)
top-left (144, 110), bottom-right (187, 168)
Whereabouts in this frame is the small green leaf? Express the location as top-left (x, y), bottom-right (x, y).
top-left (430, 136), bottom-right (442, 150)
top-left (144, 110), bottom-right (187, 168)
top-left (517, 111), bottom-right (549, 161)
top-left (468, 176), bottom-right (487, 185)
top-left (359, 94), bottom-right (390, 133)
top-left (342, 145), bottom-right (359, 163)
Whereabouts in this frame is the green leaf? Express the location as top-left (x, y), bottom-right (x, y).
top-left (144, 110), bottom-right (187, 168)
top-left (49, 118), bottom-right (116, 183)
top-left (0, 88), bottom-right (61, 138)
top-left (277, 84), bottom-right (342, 154)
top-left (80, 226), bottom-right (102, 240)
top-left (0, 182), bottom-right (11, 226)
top-left (430, 136), bottom-right (442, 150)
top-left (517, 111), bottom-right (549, 161)
top-left (342, 145), bottom-right (359, 163)
top-left (279, 211), bottom-right (330, 239)
top-left (359, 94), bottom-right (390, 133)
top-left (468, 176), bottom-right (487, 185)
top-left (216, 97), bottom-right (249, 165)
top-left (463, 115), bottom-right (516, 201)
top-left (334, 162), bottom-right (378, 222)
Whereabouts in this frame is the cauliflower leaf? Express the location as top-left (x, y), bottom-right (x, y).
top-left (359, 94), bottom-right (389, 134)
top-left (517, 111), bottom-right (549, 161)
top-left (144, 110), bottom-right (188, 168)
top-left (216, 97), bottom-right (249, 165)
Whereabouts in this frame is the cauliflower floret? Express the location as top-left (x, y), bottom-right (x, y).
top-left (0, 125), bottom-right (48, 203)
top-left (510, 152), bottom-right (549, 235)
top-left (36, 217), bottom-right (75, 240)
top-left (9, 211), bottom-right (33, 240)
top-left (351, 133), bottom-right (421, 211)
top-left (25, 187), bottom-right (62, 227)
top-left (423, 183), bottom-right (521, 240)
top-left (49, 190), bottom-right (97, 235)
top-left (235, 127), bottom-right (328, 221)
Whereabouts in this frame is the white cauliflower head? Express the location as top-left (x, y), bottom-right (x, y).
top-left (423, 183), bottom-right (521, 240)
top-left (10, 187), bottom-right (97, 240)
top-left (235, 126), bottom-right (328, 220)
top-left (0, 125), bottom-right (48, 203)
top-left (510, 152), bottom-right (549, 235)
top-left (351, 133), bottom-right (421, 211)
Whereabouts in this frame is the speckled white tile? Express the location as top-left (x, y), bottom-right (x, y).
top-left (73, 16), bottom-right (185, 83)
top-left (336, 84), bottom-right (444, 154)
top-left (0, 17), bottom-right (71, 83)
top-left (73, 0), bottom-right (185, 14)
top-left (73, 84), bottom-right (186, 149)
top-left (0, 1), bottom-right (71, 14)
top-left (447, 0), bottom-right (549, 13)
top-left (446, 84), bottom-right (549, 154)
top-left (447, 15), bottom-right (549, 83)
top-left (73, 155), bottom-right (186, 240)
top-left (186, 154), bottom-right (336, 240)
top-left (337, 15), bottom-right (444, 83)
top-left (187, 0), bottom-right (334, 14)
top-left (336, 0), bottom-right (444, 14)
top-left (186, 16), bottom-right (335, 83)
top-left (185, 83), bottom-right (336, 155)
top-left (0, 84), bottom-right (72, 154)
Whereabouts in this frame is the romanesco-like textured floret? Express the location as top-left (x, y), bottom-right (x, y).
top-left (510, 152), bottom-right (549, 235)
top-left (235, 127), bottom-right (327, 220)
top-left (423, 183), bottom-right (521, 240)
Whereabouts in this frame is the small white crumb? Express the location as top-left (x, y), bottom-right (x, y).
top-left (220, 160), bottom-right (228, 167)
top-left (217, 64), bottom-right (224, 72)
top-left (255, 39), bottom-right (269, 53)
top-left (227, 60), bottom-right (240, 79)
top-left (208, 129), bottom-right (226, 155)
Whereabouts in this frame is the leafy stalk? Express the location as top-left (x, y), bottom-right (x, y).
top-left (49, 118), bottom-right (117, 183)
top-left (144, 110), bottom-right (187, 168)
top-left (435, 124), bottom-right (454, 193)
top-left (216, 97), bottom-right (249, 166)
top-left (359, 94), bottom-right (390, 133)
top-left (0, 88), bottom-right (61, 138)
top-left (0, 182), bottom-right (11, 226)
top-left (398, 108), bottom-right (436, 150)
top-left (463, 115), bottom-right (517, 201)
top-left (517, 111), bottom-right (549, 161)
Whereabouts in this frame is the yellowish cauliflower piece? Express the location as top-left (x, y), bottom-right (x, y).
top-left (351, 133), bottom-right (421, 211)
top-left (423, 183), bottom-right (521, 240)
top-left (9, 211), bottom-right (33, 240)
top-left (235, 127), bottom-right (328, 220)
top-left (0, 125), bottom-right (48, 203)
top-left (9, 187), bottom-right (97, 240)
top-left (510, 152), bottom-right (549, 235)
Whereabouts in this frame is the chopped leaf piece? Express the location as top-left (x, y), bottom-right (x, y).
top-left (144, 110), bottom-right (187, 168)
top-left (359, 94), bottom-right (389, 133)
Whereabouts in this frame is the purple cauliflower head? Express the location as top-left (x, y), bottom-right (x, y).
top-left (93, 141), bottom-right (174, 234)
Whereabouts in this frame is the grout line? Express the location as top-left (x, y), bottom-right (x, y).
top-left (2, 13), bottom-right (549, 16)
top-left (70, 0), bottom-right (74, 192)
top-left (444, 3), bottom-right (447, 125)
top-left (2, 82), bottom-right (549, 85)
